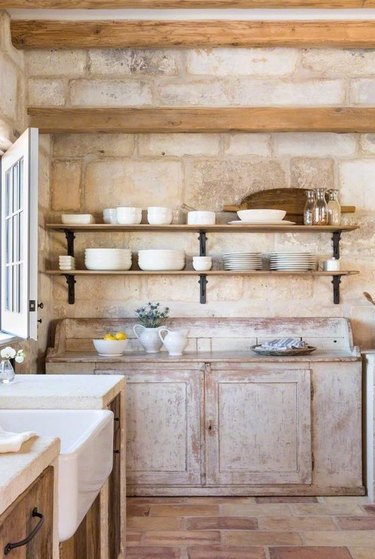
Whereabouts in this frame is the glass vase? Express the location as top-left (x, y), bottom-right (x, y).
top-left (313, 188), bottom-right (328, 225)
top-left (303, 190), bottom-right (315, 226)
top-left (0, 359), bottom-right (15, 384)
top-left (327, 189), bottom-right (341, 226)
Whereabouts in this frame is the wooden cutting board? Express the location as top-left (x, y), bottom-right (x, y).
top-left (223, 188), bottom-right (355, 224)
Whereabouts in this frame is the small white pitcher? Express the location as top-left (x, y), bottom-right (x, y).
top-left (133, 325), bottom-right (163, 353)
top-left (159, 328), bottom-right (189, 357)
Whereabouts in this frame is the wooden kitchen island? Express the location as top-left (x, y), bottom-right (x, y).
top-left (46, 317), bottom-right (363, 497)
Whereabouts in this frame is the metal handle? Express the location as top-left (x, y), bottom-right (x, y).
top-left (4, 508), bottom-right (44, 555)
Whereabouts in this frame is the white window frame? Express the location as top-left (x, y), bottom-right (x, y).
top-left (0, 128), bottom-right (38, 340)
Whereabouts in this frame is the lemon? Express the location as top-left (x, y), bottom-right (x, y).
top-left (104, 333), bottom-right (116, 341)
top-left (115, 332), bottom-right (127, 341)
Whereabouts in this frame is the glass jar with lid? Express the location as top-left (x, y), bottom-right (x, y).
top-left (313, 188), bottom-right (328, 225)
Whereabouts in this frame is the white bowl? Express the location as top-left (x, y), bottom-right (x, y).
top-left (237, 209), bottom-right (286, 222)
top-left (116, 207), bottom-right (142, 225)
top-left (187, 211), bottom-right (216, 225)
top-left (85, 248), bottom-right (131, 256)
top-left (147, 207), bottom-right (173, 225)
top-left (62, 214), bottom-right (95, 225)
top-left (103, 209), bottom-right (118, 224)
top-left (86, 262), bottom-right (132, 271)
top-left (138, 249), bottom-right (185, 271)
top-left (93, 339), bottom-right (128, 356)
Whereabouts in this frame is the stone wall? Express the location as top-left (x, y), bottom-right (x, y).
top-left (24, 47), bottom-right (375, 349)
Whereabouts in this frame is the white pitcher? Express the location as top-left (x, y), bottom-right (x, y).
top-left (133, 325), bottom-right (163, 353)
top-left (159, 328), bottom-right (189, 357)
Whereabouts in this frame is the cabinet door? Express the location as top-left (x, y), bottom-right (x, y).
top-left (124, 368), bottom-right (202, 486)
top-left (205, 366), bottom-right (312, 486)
top-left (0, 466), bottom-right (53, 559)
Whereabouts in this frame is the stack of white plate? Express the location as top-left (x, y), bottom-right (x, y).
top-left (223, 252), bottom-right (262, 271)
top-left (85, 248), bottom-right (132, 271)
top-left (268, 252), bottom-right (316, 271)
top-left (59, 255), bottom-right (76, 271)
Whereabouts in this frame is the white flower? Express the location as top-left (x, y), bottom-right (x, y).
top-left (1, 346), bottom-right (16, 359)
top-left (15, 350), bottom-right (25, 364)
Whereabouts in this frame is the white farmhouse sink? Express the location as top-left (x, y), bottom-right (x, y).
top-left (0, 409), bottom-right (114, 542)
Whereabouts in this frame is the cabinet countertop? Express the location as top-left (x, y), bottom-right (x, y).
top-left (0, 436), bottom-right (59, 516)
top-left (0, 374), bottom-right (125, 409)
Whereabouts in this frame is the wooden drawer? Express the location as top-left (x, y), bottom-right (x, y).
top-left (0, 467), bottom-right (54, 559)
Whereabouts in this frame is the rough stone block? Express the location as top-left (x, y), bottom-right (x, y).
top-left (84, 159), bottom-right (183, 211)
top-left (138, 134), bottom-right (220, 156)
top-left (28, 78), bottom-right (66, 106)
top-left (291, 158), bottom-right (334, 190)
top-left (51, 160), bottom-right (81, 211)
top-left (187, 48), bottom-right (299, 76)
top-left (69, 79), bottom-right (152, 106)
top-left (351, 79), bottom-right (375, 104)
top-left (360, 134), bottom-right (375, 154)
top-left (301, 49), bottom-right (375, 77)
top-left (89, 49), bottom-right (180, 76)
top-left (223, 134), bottom-right (271, 156)
top-left (231, 79), bottom-right (345, 106)
top-left (339, 160), bottom-right (375, 211)
top-left (26, 49), bottom-right (87, 77)
top-left (273, 133), bottom-right (357, 157)
top-left (0, 53), bottom-right (18, 120)
top-left (156, 79), bottom-right (230, 106)
top-left (53, 134), bottom-right (134, 157)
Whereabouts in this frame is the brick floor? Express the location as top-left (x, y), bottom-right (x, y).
top-left (126, 496), bottom-right (375, 559)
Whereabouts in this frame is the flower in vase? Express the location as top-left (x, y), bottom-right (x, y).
top-left (1, 346), bottom-right (16, 359)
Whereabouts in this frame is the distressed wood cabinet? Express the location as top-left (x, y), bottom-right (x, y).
top-left (205, 364), bottom-right (312, 486)
top-left (0, 467), bottom-right (54, 559)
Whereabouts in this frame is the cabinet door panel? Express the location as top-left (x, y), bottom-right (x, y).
top-left (124, 369), bottom-right (202, 486)
top-left (206, 367), bottom-right (312, 486)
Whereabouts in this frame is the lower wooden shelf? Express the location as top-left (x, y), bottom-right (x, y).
top-left (45, 269), bottom-right (359, 305)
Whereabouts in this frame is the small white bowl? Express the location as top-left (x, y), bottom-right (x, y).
top-left (147, 207), bottom-right (173, 225)
top-left (62, 214), bottom-right (95, 225)
top-left (193, 256), bottom-right (212, 271)
top-left (93, 339), bottom-right (128, 356)
top-left (103, 209), bottom-right (118, 224)
top-left (187, 211), bottom-right (216, 225)
top-left (117, 207), bottom-right (142, 225)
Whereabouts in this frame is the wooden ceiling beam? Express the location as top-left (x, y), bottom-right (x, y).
top-left (12, 19), bottom-right (375, 49)
top-left (27, 107), bottom-right (375, 134)
top-left (1, 0), bottom-right (368, 7)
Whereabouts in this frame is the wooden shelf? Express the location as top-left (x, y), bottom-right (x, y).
top-left (29, 107), bottom-right (375, 135)
top-left (46, 224), bottom-right (359, 233)
top-left (12, 20), bottom-right (375, 50)
top-left (46, 270), bottom-right (359, 276)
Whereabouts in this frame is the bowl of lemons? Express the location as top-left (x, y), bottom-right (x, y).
top-left (93, 332), bottom-right (128, 356)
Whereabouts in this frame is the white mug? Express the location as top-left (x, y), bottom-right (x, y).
top-left (147, 207), bottom-right (173, 225)
top-left (193, 256), bottom-right (212, 271)
top-left (116, 207), bottom-right (142, 225)
top-left (188, 211), bottom-right (216, 225)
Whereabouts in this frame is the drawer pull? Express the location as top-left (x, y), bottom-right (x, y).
top-left (4, 508), bottom-right (44, 555)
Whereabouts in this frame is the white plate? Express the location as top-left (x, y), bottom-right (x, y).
top-left (228, 220), bottom-right (296, 225)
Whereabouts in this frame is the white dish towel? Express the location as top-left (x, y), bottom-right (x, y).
top-left (0, 426), bottom-right (36, 453)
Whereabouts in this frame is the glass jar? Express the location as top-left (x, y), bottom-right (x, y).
top-left (303, 190), bottom-right (315, 226)
top-left (0, 359), bottom-right (15, 384)
top-left (313, 188), bottom-right (328, 225)
top-left (327, 189), bottom-right (341, 226)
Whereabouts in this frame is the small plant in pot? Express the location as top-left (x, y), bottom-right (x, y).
top-left (134, 302), bottom-right (170, 353)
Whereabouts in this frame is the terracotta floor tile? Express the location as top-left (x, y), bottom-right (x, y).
top-left (150, 505), bottom-right (219, 517)
top-left (185, 516), bottom-right (258, 530)
top-left (337, 516), bottom-right (375, 530)
top-left (348, 547), bottom-right (375, 559)
top-left (127, 504), bottom-right (151, 517)
top-left (269, 547), bottom-right (353, 559)
top-left (303, 530), bottom-right (375, 547)
top-left (125, 546), bottom-right (181, 558)
top-left (290, 503), bottom-right (364, 516)
top-left (127, 516), bottom-right (183, 531)
top-left (126, 531), bottom-right (143, 545)
top-left (222, 530), bottom-right (302, 546)
top-left (187, 545), bottom-right (266, 559)
top-left (363, 504), bottom-right (375, 515)
top-left (142, 530), bottom-right (221, 546)
top-left (258, 515), bottom-right (337, 531)
top-left (256, 497), bottom-right (318, 503)
top-left (220, 503), bottom-right (292, 516)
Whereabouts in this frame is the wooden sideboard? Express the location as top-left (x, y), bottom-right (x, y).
top-left (47, 317), bottom-right (364, 496)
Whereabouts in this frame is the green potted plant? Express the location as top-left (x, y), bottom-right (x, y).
top-left (133, 302), bottom-right (170, 353)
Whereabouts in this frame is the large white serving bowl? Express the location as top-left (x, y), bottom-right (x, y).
top-left (0, 409), bottom-right (114, 542)
top-left (93, 338), bottom-right (128, 356)
top-left (85, 248), bottom-right (131, 256)
top-left (237, 209), bottom-right (287, 222)
top-left (138, 249), bottom-right (185, 271)
top-left (85, 260), bottom-right (132, 271)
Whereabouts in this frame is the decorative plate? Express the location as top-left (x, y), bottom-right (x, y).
top-left (250, 345), bottom-right (317, 356)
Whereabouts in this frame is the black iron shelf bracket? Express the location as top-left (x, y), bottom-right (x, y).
top-left (332, 275), bottom-right (342, 305)
top-left (64, 229), bottom-right (76, 257)
top-left (64, 274), bottom-right (76, 305)
top-left (198, 231), bottom-right (207, 257)
top-left (332, 231), bottom-right (341, 260)
top-left (199, 274), bottom-right (208, 304)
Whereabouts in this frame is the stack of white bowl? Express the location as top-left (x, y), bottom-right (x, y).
top-left (268, 252), bottom-right (316, 271)
top-left (223, 252), bottom-right (262, 271)
top-left (85, 249), bottom-right (132, 271)
top-left (59, 255), bottom-right (76, 271)
top-left (62, 214), bottom-right (95, 225)
top-left (138, 250), bottom-right (185, 271)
